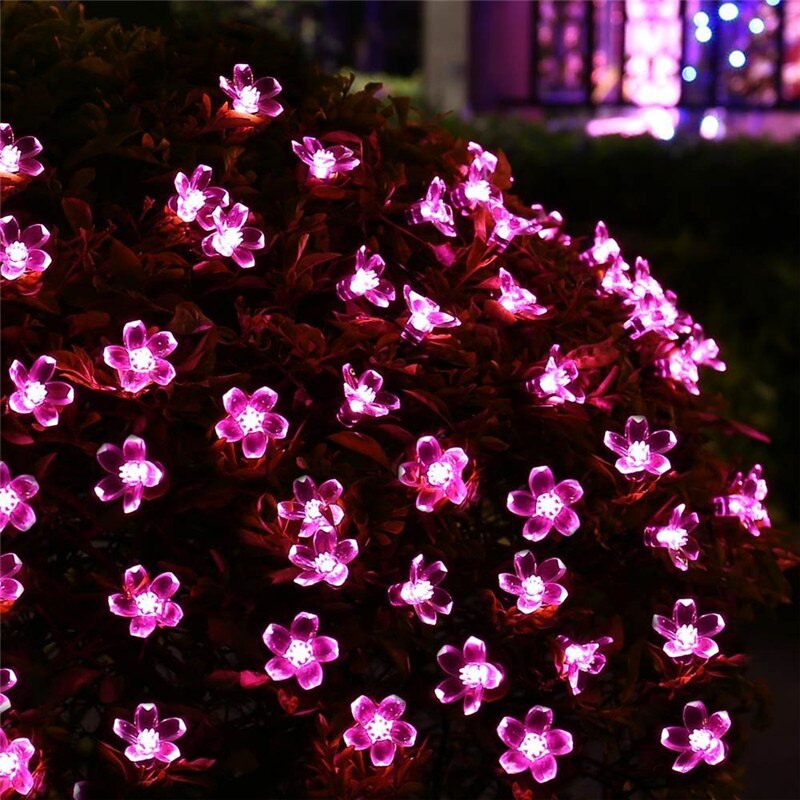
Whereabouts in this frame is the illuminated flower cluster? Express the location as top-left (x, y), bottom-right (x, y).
top-left (388, 554), bottom-right (452, 625)
top-left (0, 215), bottom-right (51, 281)
top-left (398, 435), bottom-right (469, 513)
top-left (402, 286), bottom-right (460, 343)
top-left (497, 706), bottom-right (573, 783)
top-left (450, 141), bottom-right (500, 212)
top-left (499, 551), bottom-right (568, 614)
top-left (555, 635), bottom-right (613, 695)
top-left (8, 356), bottom-right (74, 427)
top-left (94, 435), bottom-right (164, 514)
top-left (343, 695), bottom-right (417, 767)
top-left (488, 202), bottom-right (539, 250)
top-left (0, 668), bottom-right (17, 712)
top-left (103, 320), bottom-right (177, 393)
top-left (526, 344), bottom-right (585, 405)
top-left (645, 503), bottom-right (700, 571)
top-left (113, 703), bottom-right (186, 767)
top-left (581, 220), bottom-right (620, 268)
top-left (507, 466), bottom-right (583, 542)
top-left (496, 267), bottom-right (547, 317)
top-left (215, 385), bottom-right (289, 459)
top-left (278, 476), bottom-right (344, 538)
top-left (201, 203), bottom-right (265, 268)
top-left (0, 553), bottom-right (24, 603)
top-left (653, 599), bottom-right (725, 661)
top-left (168, 164), bottom-right (230, 228)
top-left (289, 529), bottom-right (359, 588)
top-left (337, 364), bottom-right (400, 427)
top-left (220, 64), bottom-right (283, 118)
top-left (337, 246), bottom-right (395, 307)
top-left (0, 730), bottom-right (35, 796)
top-left (604, 415), bottom-right (677, 478)
top-left (292, 136), bottom-right (360, 182)
top-left (660, 701), bottom-right (730, 773)
top-left (435, 636), bottom-right (504, 715)
top-left (657, 324), bottom-right (727, 395)
top-left (0, 463), bottom-right (38, 533)
top-left (263, 612), bottom-right (339, 690)
top-left (714, 464), bottom-right (771, 537)
top-left (108, 565), bottom-right (183, 638)
top-left (0, 123), bottom-right (43, 177)
top-left (407, 176), bottom-right (456, 237)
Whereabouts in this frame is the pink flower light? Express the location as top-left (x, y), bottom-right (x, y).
top-left (653, 599), bottom-right (725, 661)
top-left (398, 435), bottom-right (469, 513)
top-left (661, 701), bottom-right (730, 773)
top-left (288, 529), bottom-right (358, 588)
top-left (450, 142), bottom-right (500, 212)
top-left (657, 324), bottom-right (727, 396)
top-left (0, 123), bottom-right (43, 177)
top-left (401, 285), bottom-right (461, 343)
top-left (644, 503), bottom-right (700, 571)
top-left (604, 415), bottom-right (677, 478)
top-left (336, 246), bottom-right (395, 308)
top-left (113, 703), bottom-right (186, 767)
top-left (388, 554), bottom-right (452, 625)
top-left (219, 64), bottom-right (283, 118)
top-left (488, 202), bottom-right (539, 251)
top-left (277, 476), bottom-right (345, 538)
top-left (9, 356), bottom-right (74, 427)
top-left (497, 705), bottom-right (573, 783)
top-left (167, 164), bottom-right (229, 228)
top-left (263, 612), bottom-right (339, 690)
top-left (103, 320), bottom-right (177, 393)
top-left (435, 636), bottom-right (504, 715)
top-left (215, 386), bottom-right (289, 459)
top-left (496, 268), bottom-right (547, 317)
top-left (94, 435), bottom-right (164, 514)
top-left (554, 635), bottom-right (613, 695)
top-left (108, 565), bottom-right (183, 638)
top-left (337, 364), bottom-right (400, 428)
top-left (0, 463), bottom-right (38, 533)
top-left (581, 221), bottom-right (621, 267)
top-left (0, 553), bottom-right (24, 603)
top-left (343, 695), bottom-right (417, 767)
top-left (498, 551), bottom-right (568, 614)
top-left (0, 668), bottom-right (17, 713)
top-left (406, 177), bottom-right (457, 237)
top-left (525, 345), bottom-right (585, 405)
top-left (291, 137), bottom-right (360, 182)
top-left (0, 215), bottom-right (51, 281)
top-left (201, 203), bottom-right (265, 268)
top-left (714, 464), bottom-right (771, 537)
top-left (507, 466), bottom-right (583, 542)
top-left (0, 730), bottom-right (35, 796)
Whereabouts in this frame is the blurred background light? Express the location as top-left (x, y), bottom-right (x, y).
top-left (719, 3), bottom-right (740, 22)
top-left (729, 49), bottom-right (746, 68)
top-left (682, 65), bottom-right (698, 82)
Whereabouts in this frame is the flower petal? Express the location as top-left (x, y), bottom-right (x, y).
top-left (296, 661), bottom-right (323, 690)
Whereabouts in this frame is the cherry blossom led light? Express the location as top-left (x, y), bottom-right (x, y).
top-left (487, 202), bottom-right (539, 251)
top-left (525, 344), bottom-right (585, 405)
top-left (497, 705), bottom-right (573, 783)
top-left (201, 203), bottom-right (265, 268)
top-left (398, 435), bottom-right (469, 513)
top-left (0, 215), bottom-right (51, 281)
top-left (496, 268), bottom-right (547, 317)
top-left (555, 635), bottom-right (613, 695)
top-left (644, 503), bottom-right (700, 571)
top-left (661, 701), bottom-right (730, 773)
top-left (657, 324), bottom-right (727, 395)
top-left (714, 464), bottom-right (771, 537)
top-left (406, 177), bottom-right (456, 237)
top-left (277, 476), bottom-right (345, 538)
top-left (0, 463), bottom-right (38, 533)
top-left (8, 356), bottom-right (74, 427)
top-left (653, 599), bottom-right (725, 661)
top-left (108, 565), bottom-right (183, 638)
top-left (336, 246), bottom-right (395, 307)
top-left (0, 553), bottom-right (24, 603)
top-left (507, 466), bottom-right (583, 541)
top-left (581, 221), bottom-right (621, 267)
top-left (113, 703), bottom-right (187, 767)
top-left (94, 436), bottom-right (164, 514)
top-left (343, 695), bottom-right (417, 767)
top-left (219, 64), bottom-right (283, 118)
top-left (288, 529), bottom-right (358, 588)
top-left (167, 164), bottom-right (229, 228)
top-left (604, 415), bottom-right (677, 478)
top-left (450, 142), bottom-right (500, 212)
top-left (435, 636), bottom-right (504, 715)
top-left (388, 554), bottom-right (452, 625)
top-left (498, 551), bottom-right (568, 614)
top-left (215, 386), bottom-right (289, 459)
top-left (337, 364), bottom-right (400, 427)
top-left (103, 320), bottom-right (177, 393)
top-left (401, 286), bottom-right (461, 343)
top-left (0, 668), bottom-right (17, 712)
top-left (263, 612), bottom-right (339, 690)
top-left (0, 123), bottom-right (43, 177)
top-left (292, 137), bottom-right (360, 182)
top-left (0, 730), bottom-right (35, 796)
